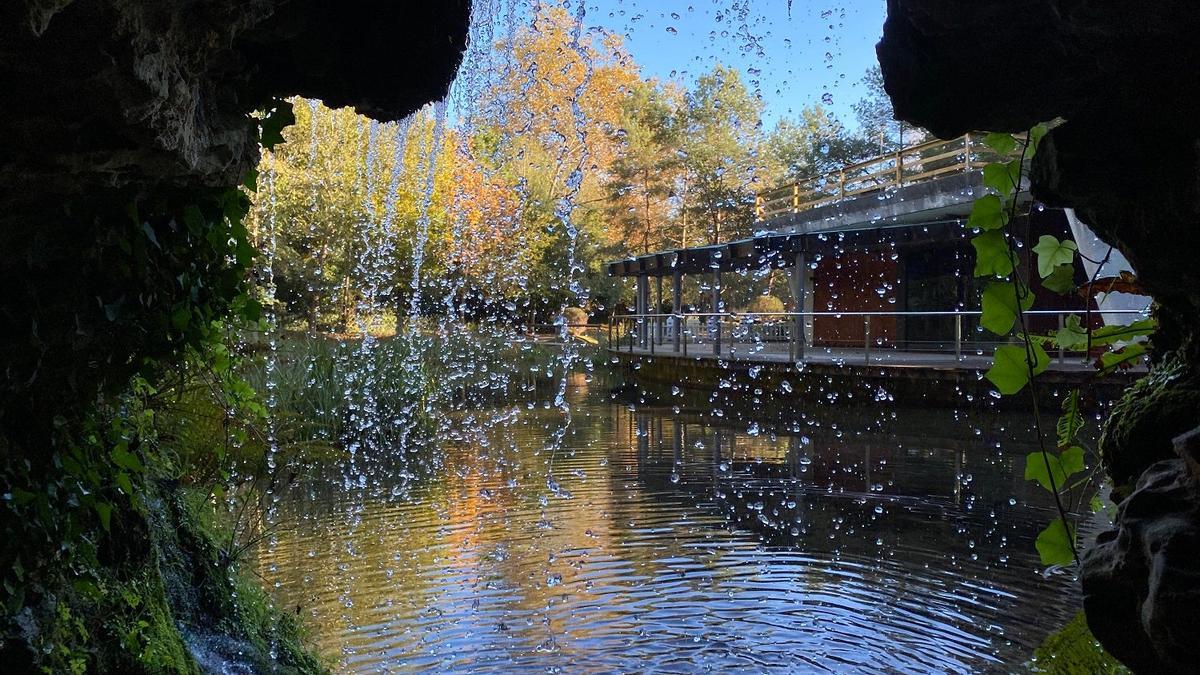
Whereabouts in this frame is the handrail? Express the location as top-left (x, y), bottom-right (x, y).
top-left (754, 134), bottom-right (996, 222)
top-left (613, 310), bottom-right (1148, 319)
top-left (608, 309), bottom-right (1151, 366)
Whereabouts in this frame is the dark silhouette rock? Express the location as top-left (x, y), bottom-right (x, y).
top-left (0, 0), bottom-right (469, 439)
top-left (1082, 429), bottom-right (1200, 673)
top-left (878, 1), bottom-right (1200, 668)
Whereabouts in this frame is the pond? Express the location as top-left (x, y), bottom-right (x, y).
top-left (253, 367), bottom-right (1087, 673)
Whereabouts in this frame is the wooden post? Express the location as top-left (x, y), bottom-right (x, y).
top-left (963, 133), bottom-right (972, 171)
top-left (712, 268), bottom-right (722, 357)
top-left (792, 184), bottom-right (800, 212)
top-left (838, 168), bottom-right (846, 199)
top-left (673, 267), bottom-right (683, 353)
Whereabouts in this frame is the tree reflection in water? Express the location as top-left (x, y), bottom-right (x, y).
top-left (253, 371), bottom-right (1088, 672)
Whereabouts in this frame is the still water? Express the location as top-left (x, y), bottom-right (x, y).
top-left (254, 371), bottom-right (1084, 673)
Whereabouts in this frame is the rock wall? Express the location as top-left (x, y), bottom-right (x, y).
top-left (0, 0), bottom-right (469, 441)
top-left (878, 2), bottom-right (1200, 670)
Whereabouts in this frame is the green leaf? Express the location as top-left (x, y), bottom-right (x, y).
top-left (110, 445), bottom-right (144, 473)
top-left (972, 230), bottom-right (1016, 278)
top-left (1060, 445), bottom-right (1086, 478)
top-left (981, 281), bottom-right (1033, 335)
top-left (1026, 451), bottom-right (1066, 492)
top-left (1036, 518), bottom-right (1076, 567)
top-left (987, 341), bottom-right (1049, 395)
top-left (1054, 315), bottom-right (1089, 350)
top-left (1028, 124), bottom-right (1049, 156)
top-left (1057, 390), bottom-right (1084, 449)
top-left (115, 472), bottom-right (134, 496)
top-left (1090, 318), bottom-right (1156, 347)
top-left (967, 194), bottom-right (1007, 231)
top-left (982, 162), bottom-right (1018, 195)
top-left (171, 305), bottom-right (190, 330)
top-left (94, 502), bottom-right (113, 532)
top-left (988, 345), bottom-right (1029, 394)
top-left (1099, 342), bottom-right (1147, 373)
top-left (1033, 235), bottom-right (1078, 278)
top-left (1043, 263), bottom-right (1076, 294)
top-left (984, 132), bottom-right (1017, 155)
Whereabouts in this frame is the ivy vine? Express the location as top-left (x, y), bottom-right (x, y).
top-left (968, 127), bottom-right (1156, 566)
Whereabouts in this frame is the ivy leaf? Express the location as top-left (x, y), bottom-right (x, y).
top-left (972, 230), bottom-right (1016, 278)
top-left (981, 281), bottom-right (1033, 335)
top-left (1033, 235), bottom-right (1078, 278)
top-left (1055, 314), bottom-right (1089, 350)
top-left (1036, 518), bottom-right (1076, 567)
top-left (988, 345), bottom-right (1029, 394)
top-left (1043, 263), bottom-right (1076, 294)
top-left (967, 194), bottom-right (1007, 231)
top-left (1060, 445), bottom-right (1086, 478)
top-left (987, 342), bottom-right (1049, 395)
top-left (1026, 451), bottom-right (1067, 492)
top-left (982, 162), bottom-right (1019, 195)
top-left (984, 132), bottom-right (1017, 155)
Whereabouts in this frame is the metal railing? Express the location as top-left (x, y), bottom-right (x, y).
top-left (755, 134), bottom-right (1004, 221)
top-left (608, 309), bottom-right (1151, 369)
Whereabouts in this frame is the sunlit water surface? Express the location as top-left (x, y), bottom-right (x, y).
top-left (253, 372), bottom-right (1084, 673)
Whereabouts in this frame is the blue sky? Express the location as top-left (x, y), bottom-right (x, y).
top-left (583, 1), bottom-right (888, 130)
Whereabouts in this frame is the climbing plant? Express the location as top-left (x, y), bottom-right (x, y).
top-left (968, 126), bottom-right (1157, 566)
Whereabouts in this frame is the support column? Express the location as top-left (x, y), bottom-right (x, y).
top-left (672, 268), bottom-right (683, 353)
top-left (636, 274), bottom-right (649, 349)
top-left (711, 268), bottom-right (722, 356)
top-left (656, 275), bottom-right (664, 347)
top-left (788, 251), bottom-right (810, 360)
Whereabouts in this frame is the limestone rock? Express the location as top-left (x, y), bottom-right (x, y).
top-left (1082, 429), bottom-right (1200, 673)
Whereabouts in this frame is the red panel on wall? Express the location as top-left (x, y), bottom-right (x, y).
top-left (812, 250), bottom-right (898, 347)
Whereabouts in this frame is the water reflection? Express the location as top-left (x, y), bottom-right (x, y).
top-left (255, 373), bottom-right (1080, 672)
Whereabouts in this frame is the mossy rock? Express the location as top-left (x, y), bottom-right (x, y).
top-left (1100, 349), bottom-right (1200, 496)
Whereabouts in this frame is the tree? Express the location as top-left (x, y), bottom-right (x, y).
top-left (605, 80), bottom-right (683, 254)
top-left (679, 65), bottom-right (767, 245)
top-left (853, 66), bottom-right (930, 152)
top-left (767, 105), bottom-right (875, 186)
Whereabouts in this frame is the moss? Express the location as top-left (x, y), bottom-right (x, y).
top-left (1029, 611), bottom-right (1129, 674)
top-left (1099, 348), bottom-right (1200, 497)
top-left (3, 478), bottom-right (327, 674)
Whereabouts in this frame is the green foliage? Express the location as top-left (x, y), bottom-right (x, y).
top-left (981, 280), bottom-right (1033, 335)
top-left (967, 194), bottom-right (1007, 231)
top-left (0, 97), bottom-right (327, 673)
top-left (1035, 518), bottom-right (1077, 567)
top-left (986, 342), bottom-right (1049, 395)
top-left (983, 131), bottom-right (1018, 155)
top-left (744, 294), bottom-right (786, 314)
top-left (972, 230), bottom-right (1018, 277)
top-left (1042, 263), bottom-right (1077, 294)
top-left (1031, 611), bottom-right (1129, 674)
top-left (1033, 235), bottom-right (1078, 278)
